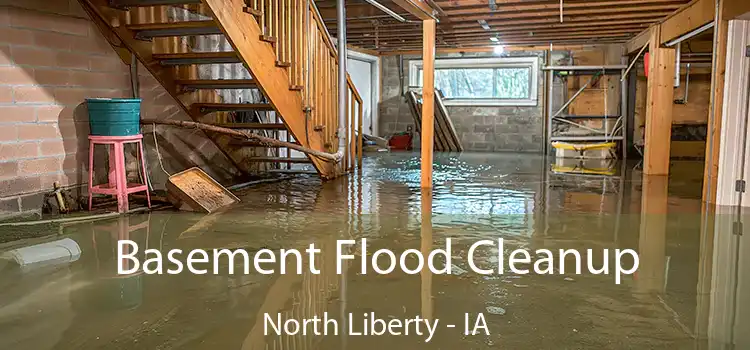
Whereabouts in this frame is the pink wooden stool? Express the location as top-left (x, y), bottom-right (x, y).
top-left (88, 134), bottom-right (151, 213)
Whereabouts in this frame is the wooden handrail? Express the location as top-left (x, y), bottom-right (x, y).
top-left (348, 78), bottom-right (362, 103)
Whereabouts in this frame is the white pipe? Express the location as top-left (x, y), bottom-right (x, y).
top-left (336, 0), bottom-right (347, 162)
top-left (665, 22), bottom-right (714, 47)
top-left (4, 238), bottom-right (81, 267)
top-left (674, 42), bottom-right (682, 87)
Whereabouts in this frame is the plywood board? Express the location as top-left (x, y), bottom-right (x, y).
top-left (672, 77), bottom-right (711, 124)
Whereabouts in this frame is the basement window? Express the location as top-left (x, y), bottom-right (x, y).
top-left (408, 57), bottom-right (539, 106)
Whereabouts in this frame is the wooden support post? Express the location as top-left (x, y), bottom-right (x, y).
top-left (643, 25), bottom-right (676, 175)
top-left (703, 4), bottom-right (728, 203)
top-left (420, 191), bottom-right (433, 320)
top-left (635, 175), bottom-right (668, 293)
top-left (694, 203), bottom-right (716, 341)
top-left (421, 19), bottom-right (436, 189)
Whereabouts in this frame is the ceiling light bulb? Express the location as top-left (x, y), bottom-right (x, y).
top-left (493, 45), bottom-right (505, 55)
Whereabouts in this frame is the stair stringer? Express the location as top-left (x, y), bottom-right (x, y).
top-left (199, 0), bottom-right (339, 179)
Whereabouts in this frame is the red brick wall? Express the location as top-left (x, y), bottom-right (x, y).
top-left (0, 4), bottom-right (238, 219)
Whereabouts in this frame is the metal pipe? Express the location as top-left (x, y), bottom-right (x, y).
top-left (362, 0), bottom-right (408, 22)
top-left (675, 42), bottom-right (682, 87)
top-left (337, 0), bottom-right (347, 159)
top-left (665, 21), bottom-right (714, 47)
top-left (684, 63), bottom-right (691, 102)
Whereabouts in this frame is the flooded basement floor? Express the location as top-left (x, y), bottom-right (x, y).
top-left (0, 152), bottom-right (747, 349)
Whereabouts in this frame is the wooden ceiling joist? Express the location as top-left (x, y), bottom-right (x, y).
top-left (347, 25), bottom-right (649, 39)
top-left (314, 0), bottom-right (694, 53)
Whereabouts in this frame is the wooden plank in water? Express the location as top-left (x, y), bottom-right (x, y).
top-left (436, 90), bottom-right (463, 152)
top-left (166, 167), bottom-right (239, 213)
top-left (406, 90), bottom-right (463, 152)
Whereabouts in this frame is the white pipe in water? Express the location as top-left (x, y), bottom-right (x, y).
top-left (5, 238), bottom-right (81, 267)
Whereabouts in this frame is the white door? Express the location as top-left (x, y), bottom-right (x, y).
top-left (716, 20), bottom-right (750, 207)
top-left (347, 58), bottom-right (373, 135)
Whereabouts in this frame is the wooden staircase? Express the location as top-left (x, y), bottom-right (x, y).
top-left (79, 0), bottom-right (363, 179)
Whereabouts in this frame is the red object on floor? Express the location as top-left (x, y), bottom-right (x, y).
top-left (389, 133), bottom-right (413, 150)
top-left (88, 134), bottom-right (151, 213)
top-left (644, 52), bottom-right (650, 78)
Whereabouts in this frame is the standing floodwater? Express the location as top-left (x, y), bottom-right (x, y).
top-left (0, 152), bottom-right (743, 349)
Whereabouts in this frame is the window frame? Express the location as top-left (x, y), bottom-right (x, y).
top-left (408, 56), bottom-right (540, 107)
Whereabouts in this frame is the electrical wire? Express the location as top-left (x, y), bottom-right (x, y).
top-left (152, 123), bottom-right (173, 178)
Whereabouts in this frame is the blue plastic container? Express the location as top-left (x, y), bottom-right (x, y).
top-left (86, 98), bottom-right (142, 136)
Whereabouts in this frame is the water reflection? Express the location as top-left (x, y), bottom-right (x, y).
top-left (0, 152), bottom-right (746, 349)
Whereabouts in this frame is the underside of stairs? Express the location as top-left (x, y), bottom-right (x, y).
top-left (78, 0), bottom-right (363, 179)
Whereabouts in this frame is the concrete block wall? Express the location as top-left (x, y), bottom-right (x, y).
top-left (0, 4), bottom-right (239, 220)
top-left (378, 51), bottom-right (546, 153)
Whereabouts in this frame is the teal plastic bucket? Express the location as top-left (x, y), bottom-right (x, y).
top-left (86, 98), bottom-right (141, 136)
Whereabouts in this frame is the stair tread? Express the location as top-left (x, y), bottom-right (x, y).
top-left (194, 103), bottom-right (275, 112)
top-left (248, 157), bottom-right (311, 163)
top-left (153, 52), bottom-right (237, 59)
top-left (128, 20), bottom-right (222, 38)
top-left (153, 51), bottom-right (240, 65)
top-left (212, 123), bottom-right (286, 129)
top-left (177, 79), bottom-right (258, 89)
top-left (111, 0), bottom-right (201, 7)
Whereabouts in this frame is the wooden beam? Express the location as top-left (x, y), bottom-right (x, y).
top-left (420, 191), bottom-right (433, 319)
top-left (352, 30), bottom-right (639, 42)
top-left (636, 175), bottom-right (668, 293)
top-left (341, 18), bottom-right (654, 34)
top-left (445, 6), bottom-right (675, 23)
top-left (392, 0), bottom-right (437, 20)
top-left (643, 25), bottom-right (676, 176)
top-left (364, 36), bottom-right (630, 51)
top-left (626, 26), bottom-right (651, 53)
top-left (446, 4), bottom-right (681, 23)
top-left (441, 0), bottom-right (684, 15)
top-left (379, 44), bottom-right (592, 56)
top-left (724, 0), bottom-right (750, 19)
top-left (432, 0), bottom-right (684, 9)
top-left (349, 25), bottom-right (648, 40)
top-left (421, 19), bottom-right (436, 189)
top-left (346, 44), bottom-right (379, 57)
top-left (626, 0), bottom-right (715, 53)
top-left (703, 1), bottom-right (728, 203)
top-left (658, 0), bottom-right (715, 44)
